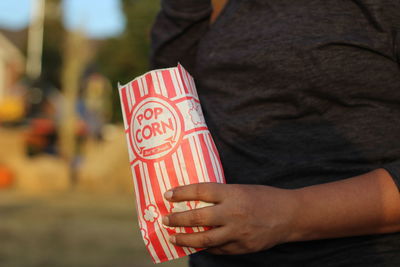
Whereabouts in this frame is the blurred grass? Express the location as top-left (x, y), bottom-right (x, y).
top-left (0, 191), bottom-right (188, 267)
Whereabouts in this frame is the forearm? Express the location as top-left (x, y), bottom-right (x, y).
top-left (150, 0), bottom-right (212, 71)
top-left (162, 169), bottom-right (400, 254)
top-left (288, 168), bottom-right (400, 243)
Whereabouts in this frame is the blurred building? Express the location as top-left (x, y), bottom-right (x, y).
top-left (0, 33), bottom-right (25, 99)
top-left (0, 33), bottom-right (26, 122)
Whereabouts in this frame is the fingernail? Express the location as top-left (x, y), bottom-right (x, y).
top-left (169, 235), bottom-right (176, 244)
top-left (162, 216), bottom-right (169, 226)
top-left (164, 190), bottom-right (173, 200)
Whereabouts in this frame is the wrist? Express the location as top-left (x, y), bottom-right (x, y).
top-left (257, 186), bottom-right (305, 245)
top-left (281, 188), bottom-right (309, 244)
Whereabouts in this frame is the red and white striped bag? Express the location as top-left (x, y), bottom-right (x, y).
top-left (118, 64), bottom-right (226, 263)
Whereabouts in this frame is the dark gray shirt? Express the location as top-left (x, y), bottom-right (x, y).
top-left (151, 0), bottom-right (400, 266)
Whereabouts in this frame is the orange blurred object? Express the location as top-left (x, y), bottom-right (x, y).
top-left (0, 96), bottom-right (25, 123)
top-left (0, 165), bottom-right (14, 189)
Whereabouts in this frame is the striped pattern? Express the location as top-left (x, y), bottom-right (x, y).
top-left (118, 64), bottom-right (226, 263)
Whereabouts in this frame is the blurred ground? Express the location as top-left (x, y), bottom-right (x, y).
top-left (0, 127), bottom-right (188, 266)
top-left (0, 191), bottom-right (188, 267)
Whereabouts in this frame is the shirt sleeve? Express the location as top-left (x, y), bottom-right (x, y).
top-left (396, 29), bottom-right (400, 63)
top-left (383, 160), bottom-right (400, 191)
top-left (150, 0), bottom-right (212, 73)
top-left (384, 1), bottom-right (400, 189)
top-left (389, 0), bottom-right (400, 63)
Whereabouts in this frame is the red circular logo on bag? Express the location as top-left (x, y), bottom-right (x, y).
top-left (130, 97), bottom-right (182, 160)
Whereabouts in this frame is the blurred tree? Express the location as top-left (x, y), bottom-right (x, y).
top-left (97, 0), bottom-right (228, 122)
top-left (60, 28), bottom-right (90, 187)
top-left (97, 0), bottom-right (160, 122)
top-left (41, 0), bottom-right (65, 89)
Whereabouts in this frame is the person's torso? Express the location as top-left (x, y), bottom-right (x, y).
top-left (196, 0), bottom-right (400, 188)
top-left (191, 0), bottom-right (400, 266)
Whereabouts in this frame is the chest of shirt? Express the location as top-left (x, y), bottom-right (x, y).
top-left (196, 0), bottom-right (399, 114)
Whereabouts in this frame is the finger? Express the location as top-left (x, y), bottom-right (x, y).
top-left (163, 206), bottom-right (224, 227)
top-left (207, 242), bottom-right (245, 255)
top-left (170, 227), bottom-right (231, 248)
top-left (164, 183), bottom-right (225, 203)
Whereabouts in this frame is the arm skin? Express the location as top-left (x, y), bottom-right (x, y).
top-left (162, 169), bottom-right (400, 255)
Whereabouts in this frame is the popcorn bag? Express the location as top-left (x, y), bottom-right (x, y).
top-left (118, 64), bottom-right (226, 263)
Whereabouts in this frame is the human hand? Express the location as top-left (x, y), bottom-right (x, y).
top-left (162, 183), bottom-right (298, 255)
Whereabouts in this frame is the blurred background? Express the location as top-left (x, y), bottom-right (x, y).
top-left (0, 0), bottom-right (227, 266)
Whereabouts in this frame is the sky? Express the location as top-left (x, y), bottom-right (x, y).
top-left (0, 0), bottom-right (125, 39)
